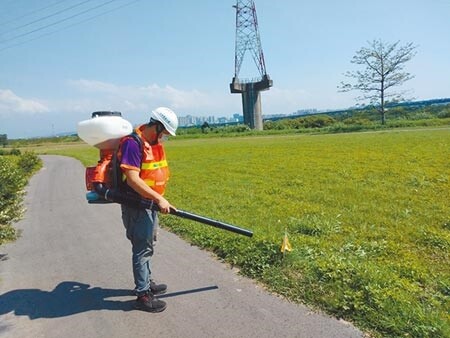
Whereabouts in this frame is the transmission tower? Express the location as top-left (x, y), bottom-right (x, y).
top-left (230, 0), bottom-right (273, 130)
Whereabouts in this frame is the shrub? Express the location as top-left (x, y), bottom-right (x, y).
top-left (17, 151), bottom-right (42, 177)
top-left (0, 157), bottom-right (26, 226)
top-left (342, 117), bottom-right (372, 125)
top-left (263, 120), bottom-right (277, 130)
top-left (409, 111), bottom-right (435, 120)
top-left (303, 115), bottom-right (336, 128)
top-left (0, 152), bottom-right (42, 244)
top-left (9, 148), bottom-right (21, 156)
top-left (0, 148), bottom-right (21, 156)
top-left (437, 109), bottom-right (450, 118)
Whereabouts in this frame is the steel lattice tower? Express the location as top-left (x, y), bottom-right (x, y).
top-left (230, 0), bottom-right (272, 130)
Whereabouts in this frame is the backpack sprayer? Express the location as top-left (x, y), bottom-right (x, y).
top-left (77, 111), bottom-right (253, 238)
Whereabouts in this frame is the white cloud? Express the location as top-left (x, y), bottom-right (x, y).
top-left (1, 80), bottom-right (357, 138)
top-left (68, 79), bottom-right (349, 117)
top-left (66, 79), bottom-right (237, 116)
top-left (0, 89), bottom-right (49, 116)
top-left (67, 78), bottom-right (349, 117)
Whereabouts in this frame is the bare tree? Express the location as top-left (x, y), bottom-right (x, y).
top-left (339, 40), bottom-right (417, 124)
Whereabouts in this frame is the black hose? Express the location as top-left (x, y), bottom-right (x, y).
top-left (91, 183), bottom-right (253, 237)
top-left (170, 209), bottom-right (253, 237)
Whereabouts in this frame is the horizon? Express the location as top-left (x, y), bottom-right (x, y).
top-left (6, 96), bottom-right (449, 140)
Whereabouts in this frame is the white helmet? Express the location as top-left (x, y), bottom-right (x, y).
top-left (151, 107), bottom-right (178, 136)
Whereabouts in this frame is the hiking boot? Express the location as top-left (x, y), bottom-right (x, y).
top-left (132, 281), bottom-right (167, 296)
top-left (135, 293), bottom-right (167, 313)
top-left (150, 281), bottom-right (167, 295)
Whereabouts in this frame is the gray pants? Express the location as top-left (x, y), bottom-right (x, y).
top-left (121, 205), bottom-right (158, 295)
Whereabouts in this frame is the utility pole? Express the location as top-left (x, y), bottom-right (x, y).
top-left (230, 0), bottom-right (272, 130)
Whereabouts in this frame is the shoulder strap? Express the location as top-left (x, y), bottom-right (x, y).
top-left (113, 132), bottom-right (144, 190)
top-left (128, 132), bottom-right (144, 156)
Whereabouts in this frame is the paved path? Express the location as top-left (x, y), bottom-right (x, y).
top-left (0, 155), bottom-right (364, 338)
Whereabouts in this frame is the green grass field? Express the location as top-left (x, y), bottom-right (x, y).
top-left (39, 127), bottom-right (450, 338)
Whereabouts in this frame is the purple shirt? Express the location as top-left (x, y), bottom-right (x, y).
top-left (120, 138), bottom-right (141, 171)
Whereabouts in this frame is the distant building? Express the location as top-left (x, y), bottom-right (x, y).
top-left (233, 113), bottom-right (243, 123)
top-left (296, 108), bottom-right (318, 115)
top-left (178, 114), bottom-right (243, 127)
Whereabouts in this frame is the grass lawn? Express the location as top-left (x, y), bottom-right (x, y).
top-left (40, 127), bottom-right (450, 337)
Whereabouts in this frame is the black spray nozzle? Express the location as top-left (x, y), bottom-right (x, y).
top-left (91, 183), bottom-right (253, 237)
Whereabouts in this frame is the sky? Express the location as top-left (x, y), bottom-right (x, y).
top-left (0, 0), bottom-right (449, 139)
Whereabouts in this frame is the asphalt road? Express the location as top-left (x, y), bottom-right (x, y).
top-left (0, 155), bottom-right (364, 338)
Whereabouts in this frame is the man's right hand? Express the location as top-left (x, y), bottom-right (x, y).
top-left (157, 197), bottom-right (175, 214)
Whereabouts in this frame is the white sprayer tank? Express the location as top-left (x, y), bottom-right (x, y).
top-left (77, 111), bottom-right (133, 149)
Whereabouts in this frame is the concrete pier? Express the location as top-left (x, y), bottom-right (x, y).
top-left (230, 75), bottom-right (273, 130)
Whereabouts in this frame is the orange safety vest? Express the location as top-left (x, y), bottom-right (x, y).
top-left (119, 125), bottom-right (170, 196)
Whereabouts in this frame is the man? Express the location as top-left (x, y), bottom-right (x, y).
top-left (118, 107), bottom-right (178, 313)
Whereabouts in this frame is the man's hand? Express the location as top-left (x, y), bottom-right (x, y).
top-left (156, 197), bottom-right (175, 214)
